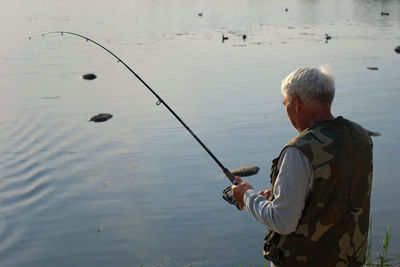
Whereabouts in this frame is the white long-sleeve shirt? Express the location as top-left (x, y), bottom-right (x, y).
top-left (243, 146), bottom-right (313, 234)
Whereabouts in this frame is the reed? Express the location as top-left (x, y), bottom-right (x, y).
top-left (366, 224), bottom-right (398, 267)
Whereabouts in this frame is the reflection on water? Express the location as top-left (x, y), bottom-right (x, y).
top-left (1, 0), bottom-right (400, 266)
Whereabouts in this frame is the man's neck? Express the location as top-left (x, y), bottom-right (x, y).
top-left (310, 112), bottom-right (334, 124)
top-left (298, 109), bottom-right (334, 132)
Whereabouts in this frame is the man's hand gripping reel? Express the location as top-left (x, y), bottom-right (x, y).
top-left (222, 168), bottom-right (244, 210)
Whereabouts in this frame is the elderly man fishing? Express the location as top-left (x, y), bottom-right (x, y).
top-left (232, 66), bottom-right (373, 266)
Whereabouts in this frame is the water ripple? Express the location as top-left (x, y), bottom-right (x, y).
top-left (0, 215), bottom-right (20, 260)
top-left (0, 178), bottom-right (51, 213)
top-left (0, 105), bottom-right (100, 260)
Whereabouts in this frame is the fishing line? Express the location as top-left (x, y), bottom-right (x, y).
top-left (29, 31), bottom-right (249, 209)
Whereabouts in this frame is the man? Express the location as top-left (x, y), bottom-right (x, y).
top-left (232, 66), bottom-right (373, 266)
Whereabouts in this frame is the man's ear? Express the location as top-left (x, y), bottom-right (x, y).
top-left (293, 94), bottom-right (302, 113)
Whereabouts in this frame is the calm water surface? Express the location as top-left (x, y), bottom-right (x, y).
top-left (1, 0), bottom-right (400, 266)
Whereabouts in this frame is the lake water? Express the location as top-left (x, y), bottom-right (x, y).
top-left (1, 0), bottom-right (399, 266)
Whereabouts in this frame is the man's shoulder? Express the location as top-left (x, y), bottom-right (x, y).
top-left (284, 120), bottom-right (340, 164)
top-left (286, 124), bottom-right (333, 148)
top-left (289, 116), bottom-right (370, 145)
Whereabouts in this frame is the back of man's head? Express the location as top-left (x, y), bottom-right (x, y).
top-left (281, 66), bottom-right (335, 105)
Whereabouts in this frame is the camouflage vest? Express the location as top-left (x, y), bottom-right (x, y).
top-left (264, 117), bottom-right (373, 266)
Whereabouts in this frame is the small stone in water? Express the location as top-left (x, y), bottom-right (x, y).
top-left (367, 130), bottom-right (381, 137)
top-left (82, 73), bottom-right (97, 80)
top-left (230, 166), bottom-right (260, 177)
top-left (89, 113), bottom-right (113, 122)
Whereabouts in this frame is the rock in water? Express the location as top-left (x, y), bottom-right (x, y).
top-left (82, 73), bottom-right (97, 80)
top-left (230, 166), bottom-right (259, 177)
top-left (367, 130), bottom-right (381, 137)
top-left (89, 113), bottom-right (113, 122)
top-left (395, 46), bottom-right (400, 54)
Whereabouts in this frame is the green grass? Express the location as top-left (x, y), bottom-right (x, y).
top-left (366, 224), bottom-right (398, 267)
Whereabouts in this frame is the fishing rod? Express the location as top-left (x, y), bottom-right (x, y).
top-left (29, 31), bottom-right (250, 209)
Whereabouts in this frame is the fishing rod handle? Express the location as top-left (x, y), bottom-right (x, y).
top-left (223, 168), bottom-right (237, 185)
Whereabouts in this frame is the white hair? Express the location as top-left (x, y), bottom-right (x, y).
top-left (281, 66), bottom-right (335, 104)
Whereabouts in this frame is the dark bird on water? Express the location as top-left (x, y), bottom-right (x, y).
top-left (285, 8), bottom-right (288, 12)
top-left (325, 33), bottom-right (332, 43)
top-left (394, 45), bottom-right (400, 54)
top-left (381, 11), bottom-right (389, 16)
top-left (82, 73), bottom-right (97, 80)
top-left (198, 12), bottom-right (203, 17)
top-left (242, 34), bottom-right (247, 41)
top-left (89, 113), bottom-right (113, 122)
top-left (222, 35), bottom-right (229, 42)
top-left (325, 34), bottom-right (332, 40)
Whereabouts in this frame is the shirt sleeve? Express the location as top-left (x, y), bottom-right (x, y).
top-left (243, 146), bottom-right (313, 234)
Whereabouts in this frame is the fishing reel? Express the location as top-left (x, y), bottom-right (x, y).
top-left (222, 166), bottom-right (259, 210)
top-left (222, 185), bottom-right (244, 210)
top-left (222, 168), bottom-right (245, 210)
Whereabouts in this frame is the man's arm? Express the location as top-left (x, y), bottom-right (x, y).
top-left (243, 146), bottom-right (313, 234)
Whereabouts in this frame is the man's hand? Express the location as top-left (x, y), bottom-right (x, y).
top-left (258, 189), bottom-right (272, 200)
top-left (231, 176), bottom-right (253, 207)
